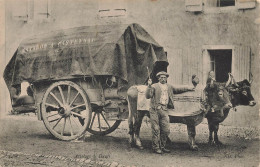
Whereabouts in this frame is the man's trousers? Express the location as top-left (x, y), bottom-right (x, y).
top-left (149, 107), bottom-right (170, 150)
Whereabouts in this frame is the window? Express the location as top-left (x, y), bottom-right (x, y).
top-left (205, 0), bottom-right (236, 12)
top-left (11, 0), bottom-right (29, 22)
top-left (202, 45), bottom-right (251, 84)
top-left (185, 0), bottom-right (203, 12)
top-left (11, 0), bottom-right (51, 22)
top-left (34, 0), bottom-right (51, 20)
top-left (98, 0), bottom-right (127, 18)
top-left (218, 0), bottom-right (235, 7)
top-left (185, 0), bottom-right (256, 13)
top-left (208, 50), bottom-right (232, 82)
top-left (206, 0), bottom-right (235, 7)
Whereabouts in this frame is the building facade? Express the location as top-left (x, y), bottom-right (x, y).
top-left (1, 0), bottom-right (259, 132)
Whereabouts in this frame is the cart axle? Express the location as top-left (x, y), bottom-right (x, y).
top-left (58, 105), bottom-right (71, 117)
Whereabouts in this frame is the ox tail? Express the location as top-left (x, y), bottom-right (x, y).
top-left (127, 95), bottom-right (134, 135)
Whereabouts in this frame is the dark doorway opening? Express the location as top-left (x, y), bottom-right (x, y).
top-left (218, 0), bottom-right (235, 7)
top-left (208, 49), bottom-right (232, 82)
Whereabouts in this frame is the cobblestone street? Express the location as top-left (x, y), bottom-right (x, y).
top-left (0, 114), bottom-right (259, 167)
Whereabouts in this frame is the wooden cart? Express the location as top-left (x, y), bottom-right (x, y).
top-left (3, 23), bottom-right (168, 140)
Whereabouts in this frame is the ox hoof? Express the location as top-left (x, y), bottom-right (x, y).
top-left (190, 145), bottom-right (199, 151)
top-left (130, 142), bottom-right (136, 148)
top-left (136, 145), bottom-right (144, 150)
top-left (208, 140), bottom-right (215, 146)
top-left (129, 137), bottom-right (135, 147)
top-left (135, 141), bottom-right (144, 150)
top-left (215, 141), bottom-right (223, 146)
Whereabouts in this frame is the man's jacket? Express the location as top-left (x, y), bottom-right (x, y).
top-left (145, 83), bottom-right (191, 109)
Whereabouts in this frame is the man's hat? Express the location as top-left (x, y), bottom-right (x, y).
top-left (156, 71), bottom-right (169, 78)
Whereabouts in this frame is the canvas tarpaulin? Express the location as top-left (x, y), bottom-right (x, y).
top-left (3, 23), bottom-right (168, 91)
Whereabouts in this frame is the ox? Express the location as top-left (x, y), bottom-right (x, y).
top-left (127, 76), bottom-right (232, 151)
top-left (206, 78), bottom-right (256, 145)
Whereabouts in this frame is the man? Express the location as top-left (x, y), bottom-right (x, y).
top-left (145, 71), bottom-right (194, 154)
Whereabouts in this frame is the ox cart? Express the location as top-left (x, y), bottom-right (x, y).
top-left (3, 23), bottom-right (168, 141)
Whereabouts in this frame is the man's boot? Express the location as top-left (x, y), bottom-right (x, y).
top-left (162, 148), bottom-right (171, 153)
top-left (153, 149), bottom-right (162, 154)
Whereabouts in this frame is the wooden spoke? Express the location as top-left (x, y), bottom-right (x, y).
top-left (97, 113), bottom-right (101, 132)
top-left (61, 117), bottom-right (66, 136)
top-left (70, 104), bottom-right (86, 110)
top-left (45, 103), bottom-right (59, 109)
top-left (47, 113), bottom-right (59, 118)
top-left (71, 111), bottom-right (87, 119)
top-left (69, 92), bottom-right (80, 106)
top-left (71, 116), bottom-right (82, 129)
top-left (67, 85), bottom-right (71, 104)
top-left (52, 117), bottom-right (63, 129)
top-left (89, 112), bottom-right (96, 129)
top-left (49, 117), bottom-right (60, 123)
top-left (50, 92), bottom-right (63, 106)
top-left (68, 117), bottom-right (73, 136)
top-left (58, 86), bottom-right (65, 104)
top-left (101, 112), bottom-right (111, 128)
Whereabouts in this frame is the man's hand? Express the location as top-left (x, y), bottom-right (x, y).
top-left (148, 79), bottom-right (152, 86)
top-left (210, 77), bottom-right (216, 82)
top-left (188, 85), bottom-right (195, 91)
top-left (228, 73), bottom-right (236, 80)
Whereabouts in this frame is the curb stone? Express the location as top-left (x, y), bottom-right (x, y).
top-left (0, 150), bottom-right (132, 167)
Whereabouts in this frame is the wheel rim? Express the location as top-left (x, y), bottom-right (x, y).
top-left (41, 81), bottom-right (91, 140)
top-left (86, 109), bottom-right (121, 135)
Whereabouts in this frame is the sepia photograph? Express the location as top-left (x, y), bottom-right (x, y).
top-left (0, 0), bottom-right (259, 166)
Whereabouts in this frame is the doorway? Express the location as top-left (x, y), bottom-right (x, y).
top-left (208, 49), bottom-right (232, 82)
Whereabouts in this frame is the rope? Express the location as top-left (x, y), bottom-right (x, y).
top-left (173, 96), bottom-right (201, 102)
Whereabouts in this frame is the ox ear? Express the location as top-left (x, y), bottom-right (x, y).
top-left (249, 72), bottom-right (253, 84)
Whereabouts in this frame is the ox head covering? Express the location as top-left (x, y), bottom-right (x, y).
top-left (192, 74), bottom-right (199, 85)
top-left (156, 71), bottom-right (169, 78)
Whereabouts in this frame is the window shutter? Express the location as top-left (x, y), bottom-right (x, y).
top-left (236, 0), bottom-right (256, 9)
top-left (168, 49), bottom-right (183, 85)
top-left (233, 46), bottom-right (251, 81)
top-left (12, 0), bottom-right (28, 21)
top-left (202, 49), bottom-right (211, 85)
top-left (98, 0), bottom-right (126, 18)
top-left (185, 0), bottom-right (203, 12)
top-left (34, 0), bottom-right (51, 19)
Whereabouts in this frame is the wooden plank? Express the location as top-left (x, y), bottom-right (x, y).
top-left (202, 49), bottom-right (210, 85)
top-left (178, 49), bottom-right (183, 84)
top-left (168, 49), bottom-right (183, 85)
top-left (237, 0), bottom-right (256, 9)
top-left (202, 45), bottom-right (234, 50)
top-left (198, 47), bottom-right (203, 84)
top-left (185, 0), bottom-right (203, 12)
top-left (182, 48), bottom-right (188, 84)
top-left (234, 46), bottom-right (250, 81)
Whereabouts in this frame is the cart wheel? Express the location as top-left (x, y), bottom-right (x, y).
top-left (41, 81), bottom-right (92, 141)
top-left (78, 109), bottom-right (121, 135)
top-left (88, 110), bottom-right (121, 135)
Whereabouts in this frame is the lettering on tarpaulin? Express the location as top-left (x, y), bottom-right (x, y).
top-left (23, 37), bottom-right (96, 53)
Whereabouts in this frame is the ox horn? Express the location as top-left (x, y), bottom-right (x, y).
top-left (249, 72), bottom-right (253, 84)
